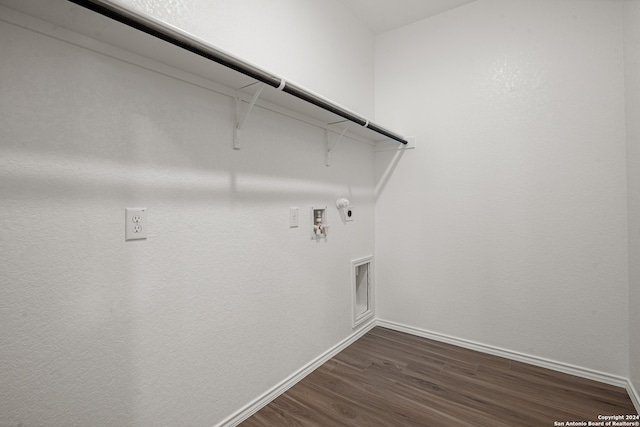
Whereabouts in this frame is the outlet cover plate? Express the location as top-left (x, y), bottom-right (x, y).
top-left (125, 208), bottom-right (147, 241)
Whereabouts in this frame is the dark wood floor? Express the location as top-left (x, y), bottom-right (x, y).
top-left (240, 327), bottom-right (637, 426)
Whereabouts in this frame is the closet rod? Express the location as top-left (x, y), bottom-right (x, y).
top-left (67, 0), bottom-right (408, 145)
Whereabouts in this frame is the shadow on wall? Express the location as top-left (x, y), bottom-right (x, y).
top-left (375, 146), bottom-right (408, 198)
top-left (0, 90), bottom-right (376, 202)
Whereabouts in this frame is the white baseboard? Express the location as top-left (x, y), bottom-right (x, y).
top-left (376, 319), bottom-right (630, 389)
top-left (215, 319), bottom-right (377, 427)
top-left (628, 379), bottom-right (640, 414)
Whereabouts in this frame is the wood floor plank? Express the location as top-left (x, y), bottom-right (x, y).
top-left (299, 373), bottom-right (427, 426)
top-left (357, 333), bottom-right (476, 372)
top-left (267, 392), bottom-right (339, 427)
top-left (367, 327), bottom-right (510, 369)
top-left (240, 405), bottom-right (305, 427)
top-left (240, 327), bottom-right (637, 426)
top-left (365, 358), bottom-right (546, 427)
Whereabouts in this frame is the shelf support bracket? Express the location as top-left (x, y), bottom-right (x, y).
top-left (234, 82), bottom-right (265, 150)
top-left (326, 124), bottom-right (350, 167)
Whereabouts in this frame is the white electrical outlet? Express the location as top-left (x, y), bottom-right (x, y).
top-left (289, 207), bottom-right (299, 228)
top-left (125, 208), bottom-right (147, 241)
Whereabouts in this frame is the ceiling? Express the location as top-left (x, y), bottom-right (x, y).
top-left (338, 0), bottom-right (477, 34)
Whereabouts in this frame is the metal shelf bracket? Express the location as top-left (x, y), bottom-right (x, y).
top-left (326, 123), bottom-right (350, 166)
top-left (234, 82), bottom-right (265, 149)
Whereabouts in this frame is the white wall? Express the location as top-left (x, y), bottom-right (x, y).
top-left (0, 5), bottom-right (375, 427)
top-left (375, 0), bottom-right (629, 376)
top-left (116, 0), bottom-right (375, 117)
top-left (625, 0), bottom-right (640, 402)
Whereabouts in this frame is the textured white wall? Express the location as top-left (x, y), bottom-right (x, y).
top-left (114, 0), bottom-right (375, 117)
top-left (0, 9), bottom-right (375, 427)
top-left (625, 0), bottom-right (640, 400)
top-left (375, 0), bottom-right (629, 376)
